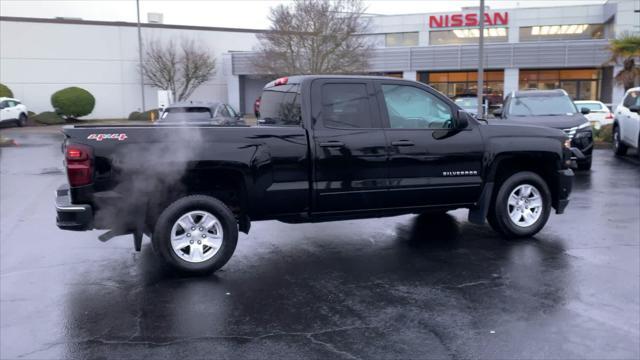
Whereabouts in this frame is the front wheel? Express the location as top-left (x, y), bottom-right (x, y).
top-left (487, 171), bottom-right (551, 239)
top-left (17, 113), bottom-right (27, 127)
top-left (577, 157), bottom-right (592, 171)
top-left (152, 195), bottom-right (238, 275)
top-left (613, 126), bottom-right (628, 156)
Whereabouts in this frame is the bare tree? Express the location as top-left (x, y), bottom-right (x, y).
top-left (254, 0), bottom-right (372, 75)
top-left (141, 38), bottom-right (216, 101)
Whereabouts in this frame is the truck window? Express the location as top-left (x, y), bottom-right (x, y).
top-left (259, 84), bottom-right (301, 126)
top-left (623, 91), bottom-right (639, 108)
top-left (381, 84), bottom-right (453, 129)
top-left (321, 83), bottom-right (373, 128)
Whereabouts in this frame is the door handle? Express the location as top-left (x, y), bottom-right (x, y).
top-left (391, 140), bottom-right (414, 147)
top-left (319, 141), bottom-right (345, 148)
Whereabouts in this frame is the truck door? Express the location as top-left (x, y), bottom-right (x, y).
top-left (310, 79), bottom-right (388, 212)
top-left (375, 80), bottom-right (484, 208)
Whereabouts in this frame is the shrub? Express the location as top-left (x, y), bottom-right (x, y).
top-left (594, 124), bottom-right (613, 143)
top-left (128, 111), bottom-right (142, 120)
top-left (32, 111), bottom-right (65, 125)
top-left (128, 109), bottom-right (159, 121)
top-left (51, 87), bottom-right (95, 119)
top-left (0, 83), bottom-right (13, 98)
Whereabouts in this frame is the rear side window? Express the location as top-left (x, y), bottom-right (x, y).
top-left (259, 84), bottom-right (301, 126)
top-left (321, 83), bottom-right (373, 128)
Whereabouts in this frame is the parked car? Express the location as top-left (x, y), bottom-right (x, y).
top-left (0, 97), bottom-right (28, 127)
top-left (254, 96), bottom-right (261, 118)
top-left (613, 87), bottom-right (640, 157)
top-left (493, 89), bottom-right (593, 170)
top-left (453, 96), bottom-right (487, 117)
top-left (574, 100), bottom-right (614, 130)
top-left (55, 75), bottom-right (573, 274)
top-left (158, 101), bottom-right (245, 126)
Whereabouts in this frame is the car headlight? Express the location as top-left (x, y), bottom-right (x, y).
top-left (577, 122), bottom-right (591, 130)
top-left (564, 139), bottom-right (572, 149)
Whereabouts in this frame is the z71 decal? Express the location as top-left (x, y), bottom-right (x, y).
top-left (87, 133), bottom-right (128, 141)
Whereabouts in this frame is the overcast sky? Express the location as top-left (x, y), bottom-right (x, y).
top-left (1, 0), bottom-right (607, 29)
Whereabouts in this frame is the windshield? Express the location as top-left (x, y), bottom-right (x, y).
top-left (454, 97), bottom-right (478, 109)
top-left (510, 95), bottom-right (577, 116)
top-left (160, 107), bottom-right (213, 122)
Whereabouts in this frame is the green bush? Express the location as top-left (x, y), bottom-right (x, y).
top-left (0, 83), bottom-right (13, 98)
top-left (51, 87), bottom-right (95, 119)
top-left (128, 109), bottom-right (159, 121)
top-left (128, 111), bottom-right (142, 120)
top-left (32, 111), bottom-right (65, 125)
top-left (594, 124), bottom-right (613, 143)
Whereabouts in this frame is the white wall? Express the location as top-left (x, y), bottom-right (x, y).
top-left (0, 20), bottom-right (260, 118)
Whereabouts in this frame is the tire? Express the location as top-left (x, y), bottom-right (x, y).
top-left (152, 195), bottom-right (238, 275)
top-left (17, 113), bottom-right (27, 127)
top-left (577, 157), bottom-right (592, 171)
top-left (613, 125), bottom-right (628, 156)
top-left (487, 171), bottom-right (551, 239)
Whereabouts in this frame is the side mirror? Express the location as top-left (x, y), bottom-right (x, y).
top-left (492, 108), bottom-right (503, 118)
top-left (456, 110), bottom-right (469, 129)
top-left (580, 107), bottom-right (591, 115)
top-left (629, 105), bottom-right (640, 113)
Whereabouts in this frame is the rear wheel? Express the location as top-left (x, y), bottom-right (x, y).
top-left (487, 171), bottom-right (551, 239)
top-left (17, 113), bottom-right (26, 127)
top-left (152, 195), bottom-right (238, 275)
top-left (613, 125), bottom-right (628, 156)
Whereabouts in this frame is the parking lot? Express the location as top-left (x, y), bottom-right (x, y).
top-left (1, 126), bottom-right (639, 359)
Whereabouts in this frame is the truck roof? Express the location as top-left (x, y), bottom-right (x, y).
top-left (264, 75), bottom-right (410, 88)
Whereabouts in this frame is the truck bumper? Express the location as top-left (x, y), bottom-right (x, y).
top-left (55, 184), bottom-right (93, 231)
top-left (554, 169), bottom-right (573, 214)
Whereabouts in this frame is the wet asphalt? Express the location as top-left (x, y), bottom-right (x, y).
top-left (1, 126), bottom-right (639, 359)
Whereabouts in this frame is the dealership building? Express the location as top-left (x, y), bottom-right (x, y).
top-left (0, 0), bottom-right (638, 118)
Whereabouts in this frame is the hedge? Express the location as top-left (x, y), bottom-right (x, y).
top-left (32, 111), bottom-right (65, 125)
top-left (128, 109), bottom-right (160, 121)
top-left (51, 87), bottom-right (95, 119)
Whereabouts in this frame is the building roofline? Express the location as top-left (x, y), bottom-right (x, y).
top-left (0, 16), bottom-right (268, 34)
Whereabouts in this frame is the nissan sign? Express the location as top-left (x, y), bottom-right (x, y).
top-left (429, 12), bottom-right (509, 28)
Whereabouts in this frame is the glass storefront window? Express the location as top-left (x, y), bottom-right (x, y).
top-left (422, 70), bottom-right (505, 106)
top-left (385, 32), bottom-right (419, 47)
top-left (519, 24), bottom-right (604, 42)
top-left (429, 28), bottom-right (508, 45)
top-left (518, 68), bottom-right (601, 100)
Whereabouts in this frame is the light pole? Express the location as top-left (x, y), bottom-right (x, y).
top-left (476, 0), bottom-right (485, 117)
top-left (136, 0), bottom-right (146, 112)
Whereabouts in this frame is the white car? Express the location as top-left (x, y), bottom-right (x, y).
top-left (0, 97), bottom-right (29, 127)
top-left (613, 87), bottom-right (640, 157)
top-left (574, 100), bottom-right (613, 130)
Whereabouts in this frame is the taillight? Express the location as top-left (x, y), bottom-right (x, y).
top-left (605, 113), bottom-right (613, 119)
top-left (65, 144), bottom-right (93, 186)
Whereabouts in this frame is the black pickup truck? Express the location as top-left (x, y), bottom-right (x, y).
top-left (56, 75), bottom-right (573, 274)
